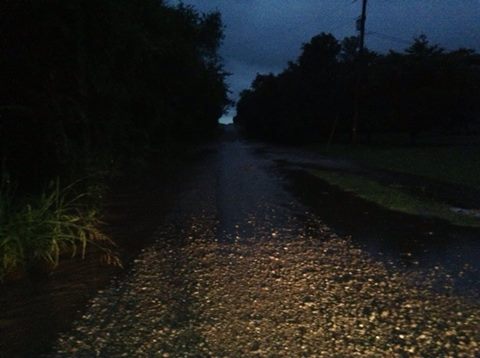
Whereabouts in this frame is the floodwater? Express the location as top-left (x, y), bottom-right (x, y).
top-left (260, 145), bottom-right (480, 296)
top-left (2, 128), bottom-right (480, 357)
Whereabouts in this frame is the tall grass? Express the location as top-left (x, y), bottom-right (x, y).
top-left (0, 179), bottom-right (121, 281)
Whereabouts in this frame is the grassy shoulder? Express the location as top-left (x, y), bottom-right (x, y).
top-left (310, 169), bottom-right (480, 228)
top-left (317, 144), bottom-right (480, 190)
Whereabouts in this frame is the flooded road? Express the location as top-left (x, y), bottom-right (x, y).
top-left (259, 146), bottom-right (480, 297)
top-left (41, 133), bottom-right (480, 356)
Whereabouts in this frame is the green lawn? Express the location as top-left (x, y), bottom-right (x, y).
top-left (317, 144), bottom-right (480, 190)
top-left (311, 169), bottom-right (480, 228)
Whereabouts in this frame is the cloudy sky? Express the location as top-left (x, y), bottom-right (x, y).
top-left (174, 1), bottom-right (480, 123)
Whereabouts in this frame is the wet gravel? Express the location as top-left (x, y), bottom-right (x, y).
top-left (48, 138), bottom-right (480, 357)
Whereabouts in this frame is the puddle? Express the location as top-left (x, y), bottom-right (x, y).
top-left (284, 168), bottom-right (480, 298)
top-left (264, 146), bottom-right (480, 210)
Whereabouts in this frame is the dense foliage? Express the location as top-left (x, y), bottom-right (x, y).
top-left (234, 33), bottom-right (480, 144)
top-left (1, 0), bottom-right (230, 191)
top-left (0, 0), bottom-right (229, 278)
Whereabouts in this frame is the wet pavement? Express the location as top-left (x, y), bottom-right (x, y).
top-left (46, 132), bottom-right (480, 357)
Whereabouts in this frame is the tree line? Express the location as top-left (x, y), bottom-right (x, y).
top-left (1, 0), bottom-right (230, 193)
top-left (234, 33), bottom-right (480, 144)
top-left (0, 0), bottom-right (230, 280)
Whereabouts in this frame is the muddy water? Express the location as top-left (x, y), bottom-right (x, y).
top-left (261, 145), bottom-right (480, 209)
top-left (47, 133), bottom-right (480, 357)
top-left (2, 132), bottom-right (480, 357)
top-left (215, 138), bottom-right (306, 241)
top-left (252, 144), bottom-right (480, 297)
top-left (278, 165), bottom-right (480, 298)
top-left (0, 155), bottom-right (200, 357)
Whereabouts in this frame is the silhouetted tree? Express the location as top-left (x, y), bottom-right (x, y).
top-left (236, 33), bottom-right (343, 143)
top-left (0, 0), bottom-right (229, 192)
top-left (235, 33), bottom-right (480, 145)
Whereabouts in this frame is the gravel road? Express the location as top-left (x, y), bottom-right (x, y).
top-left (48, 135), bottom-right (480, 357)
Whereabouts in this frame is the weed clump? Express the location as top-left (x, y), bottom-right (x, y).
top-left (0, 179), bottom-right (120, 281)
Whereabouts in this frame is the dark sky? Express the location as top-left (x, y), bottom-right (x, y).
top-left (175, 1), bottom-right (480, 123)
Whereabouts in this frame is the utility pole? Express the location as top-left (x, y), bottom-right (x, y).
top-left (351, 0), bottom-right (368, 144)
top-left (357, 0), bottom-right (368, 55)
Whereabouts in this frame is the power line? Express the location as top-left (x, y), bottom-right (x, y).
top-left (330, 18), bottom-right (356, 33)
top-left (367, 31), bottom-right (412, 46)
